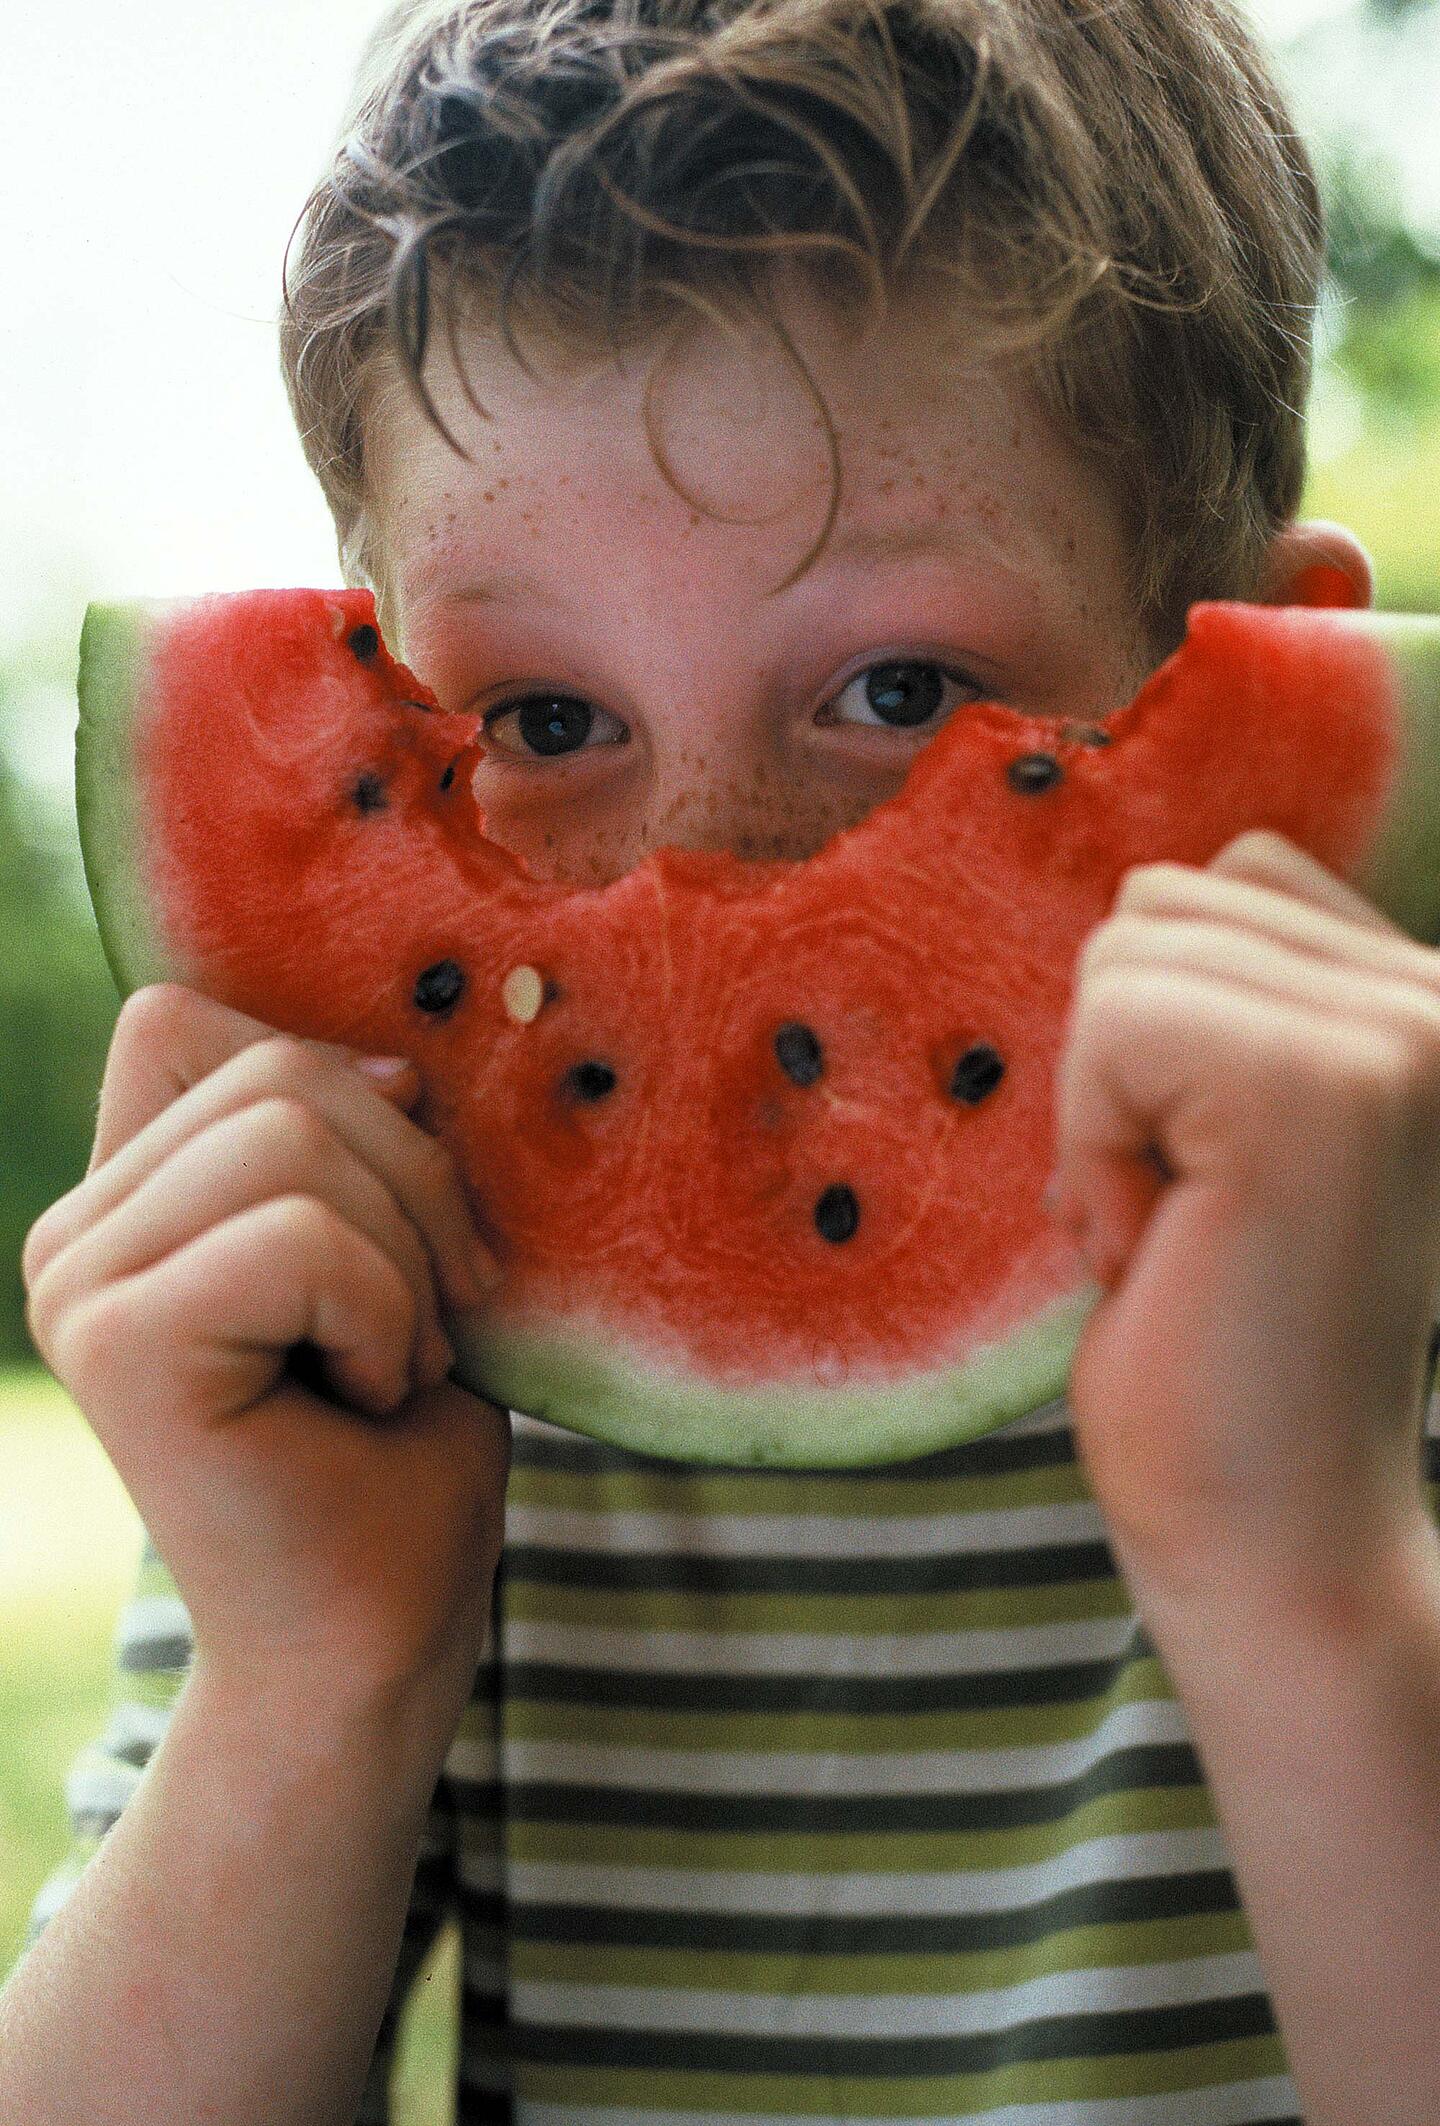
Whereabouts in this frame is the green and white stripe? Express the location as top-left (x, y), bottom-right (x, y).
top-left (30, 1382), bottom-right (1434, 2123)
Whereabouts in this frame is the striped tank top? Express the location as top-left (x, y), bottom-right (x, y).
top-left (31, 1385), bottom-right (1440, 2122)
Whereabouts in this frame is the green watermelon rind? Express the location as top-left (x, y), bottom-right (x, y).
top-left (1349, 613), bottom-right (1440, 943)
top-left (453, 1283), bottom-right (1102, 1466)
top-left (76, 603), bottom-right (182, 998)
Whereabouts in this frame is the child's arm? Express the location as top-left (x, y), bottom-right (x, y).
top-left (12, 1531), bottom-right (462, 2125)
top-left (0, 983), bottom-right (508, 2121)
top-left (1046, 829), bottom-right (1440, 2124)
top-left (1139, 1515), bottom-right (1440, 2126)
top-left (0, 1651), bottom-right (474, 2126)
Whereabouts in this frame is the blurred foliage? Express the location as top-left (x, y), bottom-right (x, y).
top-left (1335, 281), bottom-right (1440, 418)
top-left (1302, 401), bottom-right (1440, 613)
top-left (1324, 144), bottom-right (1440, 420)
top-left (1295, 0), bottom-right (1440, 409)
top-left (0, 660), bottom-right (119, 1365)
top-left (1293, 0), bottom-right (1440, 602)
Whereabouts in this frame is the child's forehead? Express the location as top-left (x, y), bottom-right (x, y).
top-left (363, 304), bottom-right (1094, 591)
top-left (367, 283), bottom-right (1060, 477)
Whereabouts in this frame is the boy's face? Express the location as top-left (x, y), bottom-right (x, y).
top-left (364, 286), bottom-right (1157, 886)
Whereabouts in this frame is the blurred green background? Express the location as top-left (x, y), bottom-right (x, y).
top-left (2, 0), bottom-right (1438, 2116)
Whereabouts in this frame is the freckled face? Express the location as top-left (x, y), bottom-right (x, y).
top-left (362, 289), bottom-right (1156, 886)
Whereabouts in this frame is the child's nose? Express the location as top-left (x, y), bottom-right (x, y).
top-left (639, 752), bottom-right (874, 866)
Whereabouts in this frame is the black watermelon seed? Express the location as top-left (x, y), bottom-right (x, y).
top-left (348, 623), bottom-right (380, 663)
top-left (439, 754), bottom-right (462, 792)
top-left (564, 1060), bottom-right (618, 1102)
top-left (814, 1183), bottom-right (859, 1244)
top-left (950, 1044), bottom-right (1006, 1104)
top-left (1007, 752), bottom-right (1064, 794)
top-left (775, 1021), bottom-right (824, 1086)
top-left (414, 960), bottom-right (466, 1015)
top-left (353, 773), bottom-right (387, 814)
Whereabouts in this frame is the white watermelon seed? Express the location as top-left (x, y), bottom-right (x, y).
top-left (503, 965), bottom-right (545, 1023)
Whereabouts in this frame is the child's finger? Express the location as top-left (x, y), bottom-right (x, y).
top-left (25, 1100), bottom-right (455, 1395)
top-left (1203, 829), bottom-right (1402, 936)
top-left (24, 1020), bottom-right (494, 1316)
top-left (56, 1198), bottom-right (424, 1435)
top-left (85, 984), bottom-right (372, 1174)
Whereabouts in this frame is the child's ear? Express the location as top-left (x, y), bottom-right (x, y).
top-left (1256, 519), bottom-right (1375, 610)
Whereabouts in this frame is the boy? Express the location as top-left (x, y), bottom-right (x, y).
top-left (7, 0), bottom-right (1440, 2120)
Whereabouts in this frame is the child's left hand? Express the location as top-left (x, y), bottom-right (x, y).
top-left (1048, 828), bottom-right (1440, 1609)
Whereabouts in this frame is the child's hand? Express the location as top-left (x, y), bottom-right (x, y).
top-left (1047, 830), bottom-right (1440, 1612)
top-left (21, 984), bottom-right (511, 1701)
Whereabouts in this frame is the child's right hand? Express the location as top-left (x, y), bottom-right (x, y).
top-left (21, 984), bottom-right (512, 1705)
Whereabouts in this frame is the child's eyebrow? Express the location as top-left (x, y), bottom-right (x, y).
top-left (422, 569), bottom-right (569, 611)
top-left (822, 520), bottom-right (981, 570)
top-left (412, 519), bottom-right (1026, 615)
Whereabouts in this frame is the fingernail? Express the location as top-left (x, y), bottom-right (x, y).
top-left (453, 1248), bottom-right (504, 1309)
top-left (354, 1054), bottom-right (414, 1082)
top-left (1043, 1169), bottom-right (1081, 1226)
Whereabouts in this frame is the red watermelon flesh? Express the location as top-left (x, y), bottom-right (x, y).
top-left (75, 591), bottom-right (1440, 1465)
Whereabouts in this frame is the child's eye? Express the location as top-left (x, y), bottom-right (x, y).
top-left (481, 694), bottom-right (627, 759)
top-left (479, 658), bottom-right (982, 760)
top-left (818, 659), bottom-right (984, 732)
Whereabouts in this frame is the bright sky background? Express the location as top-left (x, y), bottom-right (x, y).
top-left (3, 0), bottom-right (1438, 815)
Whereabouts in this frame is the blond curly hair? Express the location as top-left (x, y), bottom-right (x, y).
top-left (279, 0), bottom-right (1326, 656)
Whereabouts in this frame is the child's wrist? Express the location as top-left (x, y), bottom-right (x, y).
top-left (1123, 1500), bottom-right (1440, 1704)
top-left (186, 1644), bottom-right (475, 1810)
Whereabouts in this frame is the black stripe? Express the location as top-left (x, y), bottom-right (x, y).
top-left (118, 1632), bottom-right (193, 1674)
top-left (70, 1807), bottom-right (123, 1840)
top-left (460, 1866), bottom-right (1244, 1957)
top-left (499, 1538), bottom-right (1121, 1600)
top-left (456, 2091), bottom-right (514, 2125)
top-left (450, 1741), bottom-right (1203, 1836)
top-left (462, 1989), bottom-right (512, 2026)
top-left (490, 1648), bottom-right (1150, 1718)
top-left (512, 1410), bottom-right (1077, 1484)
top-left (475, 1989), bottom-right (1279, 2076)
top-left (104, 1731), bottom-right (158, 1770)
top-left (407, 1846), bottom-right (456, 1907)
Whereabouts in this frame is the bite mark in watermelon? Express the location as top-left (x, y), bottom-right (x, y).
top-left (75, 591), bottom-right (1440, 1465)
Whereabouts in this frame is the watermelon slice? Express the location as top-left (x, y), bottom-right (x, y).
top-left (74, 590), bottom-right (1440, 1466)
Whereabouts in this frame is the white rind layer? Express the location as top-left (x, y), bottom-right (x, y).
top-left (449, 1284), bottom-right (1102, 1467)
